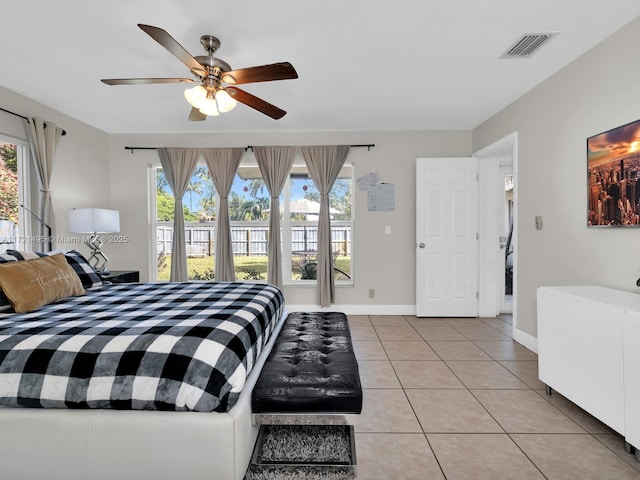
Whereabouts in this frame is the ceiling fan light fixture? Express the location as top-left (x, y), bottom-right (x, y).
top-left (103, 25), bottom-right (297, 121)
top-left (215, 89), bottom-right (237, 113)
top-left (198, 96), bottom-right (219, 116)
top-left (184, 85), bottom-right (207, 108)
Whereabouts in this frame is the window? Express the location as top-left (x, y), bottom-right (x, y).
top-left (151, 159), bottom-right (354, 284)
top-left (0, 138), bottom-right (29, 253)
top-left (155, 165), bottom-right (215, 281)
top-left (283, 164), bottom-right (353, 283)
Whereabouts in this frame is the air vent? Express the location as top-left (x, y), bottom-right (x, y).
top-left (501, 32), bottom-right (558, 58)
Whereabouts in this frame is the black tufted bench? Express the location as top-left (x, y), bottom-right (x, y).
top-left (249, 312), bottom-right (362, 474)
top-left (252, 311), bottom-right (362, 414)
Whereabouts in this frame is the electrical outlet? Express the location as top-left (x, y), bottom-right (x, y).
top-left (368, 289), bottom-right (375, 299)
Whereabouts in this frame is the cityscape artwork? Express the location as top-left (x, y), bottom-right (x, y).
top-left (587, 118), bottom-right (640, 226)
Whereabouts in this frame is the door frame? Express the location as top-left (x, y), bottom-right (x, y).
top-left (474, 132), bottom-right (518, 326)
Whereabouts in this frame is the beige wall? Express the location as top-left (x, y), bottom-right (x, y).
top-left (107, 131), bottom-right (472, 309)
top-left (473, 16), bottom-right (640, 338)
top-left (0, 86), bottom-right (110, 250)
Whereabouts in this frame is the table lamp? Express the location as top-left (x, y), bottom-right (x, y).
top-left (69, 208), bottom-right (120, 274)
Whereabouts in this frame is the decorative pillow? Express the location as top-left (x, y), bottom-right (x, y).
top-left (0, 253), bottom-right (85, 313)
top-left (63, 250), bottom-right (104, 290)
top-left (7, 249), bottom-right (69, 260)
top-left (7, 249), bottom-right (104, 290)
top-left (0, 253), bottom-right (19, 313)
top-left (6, 250), bottom-right (47, 260)
top-left (0, 253), bottom-right (20, 263)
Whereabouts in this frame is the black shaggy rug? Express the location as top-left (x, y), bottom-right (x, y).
top-left (244, 425), bottom-right (356, 480)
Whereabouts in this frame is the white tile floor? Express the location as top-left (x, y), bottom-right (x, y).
top-left (348, 314), bottom-right (640, 479)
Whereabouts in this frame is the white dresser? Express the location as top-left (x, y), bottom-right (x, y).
top-left (537, 286), bottom-right (640, 459)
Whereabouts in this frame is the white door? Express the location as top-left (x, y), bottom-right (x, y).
top-left (416, 158), bottom-right (479, 317)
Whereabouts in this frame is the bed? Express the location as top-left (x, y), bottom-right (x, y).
top-left (0, 253), bottom-right (286, 480)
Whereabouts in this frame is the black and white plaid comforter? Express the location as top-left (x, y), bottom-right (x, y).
top-left (0, 281), bottom-right (284, 412)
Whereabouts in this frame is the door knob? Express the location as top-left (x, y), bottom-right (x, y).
top-left (418, 243), bottom-right (425, 248)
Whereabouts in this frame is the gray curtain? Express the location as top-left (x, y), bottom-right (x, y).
top-left (157, 147), bottom-right (200, 282)
top-left (24, 118), bottom-right (63, 252)
top-left (300, 145), bottom-right (350, 306)
top-left (254, 146), bottom-right (296, 287)
top-left (202, 148), bottom-right (244, 282)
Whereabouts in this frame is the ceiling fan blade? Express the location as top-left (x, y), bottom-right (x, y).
top-left (227, 87), bottom-right (286, 119)
top-left (221, 62), bottom-right (298, 85)
top-left (101, 78), bottom-right (195, 86)
top-left (188, 107), bottom-right (207, 121)
top-left (137, 24), bottom-right (207, 77)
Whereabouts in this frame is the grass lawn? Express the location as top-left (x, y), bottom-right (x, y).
top-left (157, 255), bottom-right (351, 281)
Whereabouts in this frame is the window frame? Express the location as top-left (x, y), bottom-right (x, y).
top-left (149, 159), bottom-right (355, 285)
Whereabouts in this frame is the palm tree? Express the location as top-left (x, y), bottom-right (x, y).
top-left (245, 178), bottom-right (266, 198)
top-left (156, 168), bottom-right (169, 195)
top-left (186, 179), bottom-right (203, 213)
top-left (228, 191), bottom-right (245, 221)
top-left (241, 197), bottom-right (270, 220)
top-left (302, 179), bottom-right (351, 220)
top-left (199, 193), bottom-right (216, 220)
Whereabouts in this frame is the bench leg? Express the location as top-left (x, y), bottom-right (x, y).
top-left (625, 440), bottom-right (634, 454)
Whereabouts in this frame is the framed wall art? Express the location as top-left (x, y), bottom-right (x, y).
top-left (588, 118), bottom-right (640, 226)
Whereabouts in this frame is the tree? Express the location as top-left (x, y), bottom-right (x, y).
top-left (301, 178), bottom-right (352, 220)
top-left (156, 168), bottom-right (169, 195)
top-left (0, 143), bottom-right (17, 173)
top-left (0, 143), bottom-right (18, 223)
top-left (156, 167), bottom-right (199, 221)
top-left (185, 179), bottom-right (203, 213)
top-left (244, 178), bottom-right (266, 198)
top-left (185, 166), bottom-right (209, 213)
top-left (156, 190), bottom-right (175, 221)
top-left (198, 189), bottom-right (216, 219)
top-left (228, 191), bottom-right (245, 221)
top-left (240, 197), bottom-right (270, 221)
top-left (331, 179), bottom-right (352, 220)
top-left (156, 188), bottom-right (198, 222)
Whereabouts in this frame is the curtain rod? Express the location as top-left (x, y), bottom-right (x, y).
top-left (124, 144), bottom-right (375, 153)
top-left (0, 107), bottom-right (67, 136)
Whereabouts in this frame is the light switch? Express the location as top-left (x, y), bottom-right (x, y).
top-left (384, 225), bottom-right (391, 235)
top-left (535, 216), bottom-right (543, 230)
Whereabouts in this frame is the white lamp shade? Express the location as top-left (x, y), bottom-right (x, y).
top-left (198, 97), bottom-right (219, 116)
top-left (184, 85), bottom-right (207, 109)
top-left (215, 89), bottom-right (237, 113)
top-left (69, 208), bottom-right (120, 233)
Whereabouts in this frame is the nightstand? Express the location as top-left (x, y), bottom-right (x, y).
top-left (101, 270), bottom-right (140, 284)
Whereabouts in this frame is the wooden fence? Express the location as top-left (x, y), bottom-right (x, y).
top-left (157, 222), bottom-right (351, 257)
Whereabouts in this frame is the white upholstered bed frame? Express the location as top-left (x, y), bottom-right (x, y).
top-left (0, 310), bottom-right (288, 480)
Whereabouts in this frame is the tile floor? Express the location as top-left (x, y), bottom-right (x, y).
top-left (347, 314), bottom-right (640, 479)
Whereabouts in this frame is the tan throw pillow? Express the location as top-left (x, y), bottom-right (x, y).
top-left (0, 253), bottom-right (85, 313)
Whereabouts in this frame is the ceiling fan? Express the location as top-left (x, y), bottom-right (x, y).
top-left (101, 24), bottom-right (298, 121)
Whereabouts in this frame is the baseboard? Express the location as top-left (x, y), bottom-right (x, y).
top-left (513, 327), bottom-right (538, 354)
top-left (286, 305), bottom-right (417, 315)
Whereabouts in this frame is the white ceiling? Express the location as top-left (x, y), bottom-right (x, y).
top-left (3, 0), bottom-right (640, 135)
